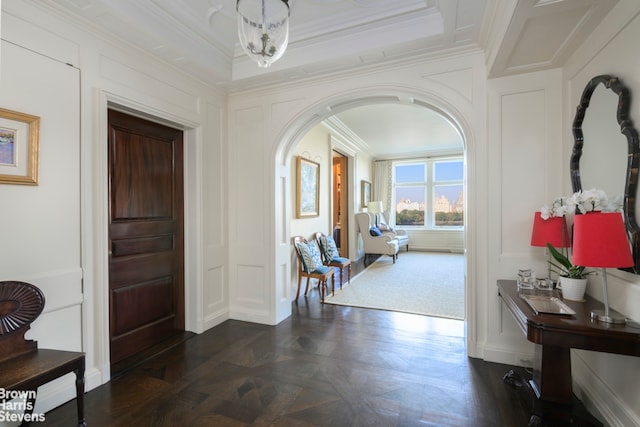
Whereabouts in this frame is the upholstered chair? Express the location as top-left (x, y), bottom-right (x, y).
top-left (314, 232), bottom-right (351, 289)
top-left (378, 212), bottom-right (409, 252)
top-left (292, 236), bottom-right (334, 302)
top-left (355, 212), bottom-right (399, 264)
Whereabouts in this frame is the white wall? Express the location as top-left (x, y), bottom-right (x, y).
top-left (563, 2), bottom-right (640, 425)
top-left (1, 0), bottom-right (227, 415)
top-left (290, 125), bottom-right (333, 240)
top-left (484, 68), bottom-right (564, 364)
top-left (0, 38), bottom-right (82, 420)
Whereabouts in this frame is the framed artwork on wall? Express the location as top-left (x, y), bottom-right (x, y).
top-left (0, 108), bottom-right (40, 185)
top-left (361, 180), bottom-right (371, 207)
top-left (296, 156), bottom-right (320, 218)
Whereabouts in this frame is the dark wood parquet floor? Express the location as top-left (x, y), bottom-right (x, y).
top-left (41, 259), bottom-right (533, 426)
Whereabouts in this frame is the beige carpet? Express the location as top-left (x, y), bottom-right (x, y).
top-left (324, 251), bottom-right (465, 319)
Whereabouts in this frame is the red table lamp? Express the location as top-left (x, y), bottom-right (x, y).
top-left (531, 212), bottom-right (570, 279)
top-left (572, 212), bottom-right (633, 324)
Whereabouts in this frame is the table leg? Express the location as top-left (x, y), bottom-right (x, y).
top-left (503, 344), bottom-right (604, 427)
top-left (532, 344), bottom-right (572, 403)
top-left (74, 358), bottom-right (86, 427)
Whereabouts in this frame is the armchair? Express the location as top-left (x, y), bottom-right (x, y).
top-left (355, 212), bottom-right (399, 264)
top-left (378, 212), bottom-right (409, 252)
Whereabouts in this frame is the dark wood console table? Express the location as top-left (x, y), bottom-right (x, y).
top-left (497, 279), bottom-right (640, 426)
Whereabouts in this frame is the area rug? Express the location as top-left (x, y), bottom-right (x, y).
top-left (324, 251), bottom-right (464, 319)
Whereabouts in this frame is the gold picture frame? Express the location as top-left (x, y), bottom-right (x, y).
top-left (0, 108), bottom-right (40, 185)
top-left (296, 156), bottom-right (320, 218)
top-left (361, 180), bottom-right (371, 207)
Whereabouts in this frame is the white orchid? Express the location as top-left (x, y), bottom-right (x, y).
top-left (540, 196), bottom-right (573, 219)
top-left (540, 189), bottom-right (622, 218)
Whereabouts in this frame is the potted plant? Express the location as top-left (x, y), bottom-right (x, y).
top-left (546, 243), bottom-right (592, 301)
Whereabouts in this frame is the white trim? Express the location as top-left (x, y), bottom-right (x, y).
top-left (91, 89), bottom-right (203, 383)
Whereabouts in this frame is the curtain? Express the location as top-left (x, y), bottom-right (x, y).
top-left (373, 160), bottom-right (393, 223)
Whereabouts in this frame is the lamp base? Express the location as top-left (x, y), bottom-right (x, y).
top-left (590, 309), bottom-right (626, 324)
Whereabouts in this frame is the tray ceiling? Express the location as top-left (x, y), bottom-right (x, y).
top-left (23, 0), bottom-right (619, 157)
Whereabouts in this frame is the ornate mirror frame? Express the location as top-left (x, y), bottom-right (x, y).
top-left (570, 74), bottom-right (640, 274)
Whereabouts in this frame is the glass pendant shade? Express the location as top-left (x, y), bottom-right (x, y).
top-left (237, 0), bottom-right (290, 68)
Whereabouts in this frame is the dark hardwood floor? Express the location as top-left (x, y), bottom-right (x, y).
top-left (41, 258), bottom-right (533, 426)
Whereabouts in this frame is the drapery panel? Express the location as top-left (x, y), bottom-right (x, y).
top-left (373, 160), bottom-right (393, 224)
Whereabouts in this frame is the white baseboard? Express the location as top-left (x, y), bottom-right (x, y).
top-left (573, 353), bottom-right (640, 427)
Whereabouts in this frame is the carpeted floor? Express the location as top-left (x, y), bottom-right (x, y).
top-left (325, 251), bottom-right (465, 319)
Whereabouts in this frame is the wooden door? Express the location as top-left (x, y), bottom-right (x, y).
top-left (332, 155), bottom-right (349, 257)
top-left (108, 110), bottom-right (185, 365)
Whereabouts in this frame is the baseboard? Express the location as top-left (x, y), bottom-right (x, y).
top-left (30, 366), bottom-right (101, 419)
top-left (482, 343), bottom-right (534, 368)
top-left (203, 310), bottom-right (229, 331)
top-left (572, 353), bottom-right (640, 427)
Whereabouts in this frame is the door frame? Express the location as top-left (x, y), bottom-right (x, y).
top-left (88, 91), bottom-right (202, 381)
top-left (329, 136), bottom-right (357, 260)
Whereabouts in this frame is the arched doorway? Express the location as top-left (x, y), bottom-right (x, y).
top-left (275, 91), bottom-right (471, 323)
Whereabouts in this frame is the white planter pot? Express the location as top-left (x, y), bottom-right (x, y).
top-left (559, 277), bottom-right (587, 301)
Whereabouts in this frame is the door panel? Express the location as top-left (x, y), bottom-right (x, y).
top-left (108, 110), bottom-right (185, 365)
top-left (332, 155), bottom-right (349, 257)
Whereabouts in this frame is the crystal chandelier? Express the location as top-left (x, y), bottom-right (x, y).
top-left (236, 0), bottom-right (290, 68)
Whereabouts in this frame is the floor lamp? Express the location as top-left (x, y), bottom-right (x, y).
top-left (572, 212), bottom-right (634, 324)
top-left (530, 212), bottom-right (570, 280)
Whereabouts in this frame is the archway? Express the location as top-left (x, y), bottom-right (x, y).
top-left (274, 89), bottom-right (473, 325)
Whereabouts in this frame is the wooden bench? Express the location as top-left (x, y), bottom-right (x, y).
top-left (0, 281), bottom-right (86, 426)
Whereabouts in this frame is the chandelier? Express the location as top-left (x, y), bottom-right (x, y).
top-left (236, 0), bottom-right (290, 68)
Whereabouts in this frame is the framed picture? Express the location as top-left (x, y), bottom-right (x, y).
top-left (296, 156), bottom-right (320, 218)
top-left (0, 108), bottom-right (40, 185)
top-left (361, 180), bottom-right (371, 207)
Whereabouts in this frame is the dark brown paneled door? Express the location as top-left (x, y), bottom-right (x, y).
top-left (107, 109), bottom-right (185, 365)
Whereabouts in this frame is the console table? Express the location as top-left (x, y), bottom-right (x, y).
top-left (497, 279), bottom-right (640, 426)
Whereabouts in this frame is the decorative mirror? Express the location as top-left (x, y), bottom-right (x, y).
top-left (571, 75), bottom-right (640, 274)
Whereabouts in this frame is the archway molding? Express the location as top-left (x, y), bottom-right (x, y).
top-left (270, 85), bottom-right (477, 342)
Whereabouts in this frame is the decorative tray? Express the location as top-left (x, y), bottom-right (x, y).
top-left (520, 294), bottom-right (576, 316)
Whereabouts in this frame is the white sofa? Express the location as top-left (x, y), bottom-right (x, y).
top-left (355, 212), bottom-right (399, 264)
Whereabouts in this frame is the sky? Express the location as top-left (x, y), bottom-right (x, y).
top-left (395, 161), bottom-right (463, 206)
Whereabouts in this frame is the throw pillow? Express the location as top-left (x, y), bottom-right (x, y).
top-left (369, 226), bottom-right (383, 237)
top-left (323, 236), bottom-right (340, 261)
top-left (307, 242), bottom-right (323, 269)
top-left (378, 224), bottom-right (396, 233)
top-left (297, 241), bottom-right (324, 272)
top-left (296, 242), bottom-right (320, 272)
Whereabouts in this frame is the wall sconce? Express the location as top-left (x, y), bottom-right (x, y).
top-left (236, 0), bottom-right (290, 68)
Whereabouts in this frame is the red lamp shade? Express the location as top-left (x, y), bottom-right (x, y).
top-left (530, 212), bottom-right (570, 248)
top-left (572, 212), bottom-right (633, 268)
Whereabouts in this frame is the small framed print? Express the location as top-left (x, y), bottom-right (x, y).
top-left (0, 108), bottom-right (40, 185)
top-left (361, 180), bottom-right (371, 207)
top-left (296, 156), bottom-right (320, 218)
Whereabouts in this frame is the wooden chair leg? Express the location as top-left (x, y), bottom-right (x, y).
top-left (339, 267), bottom-right (344, 290)
top-left (347, 264), bottom-right (351, 283)
top-left (331, 274), bottom-right (335, 297)
top-left (304, 277), bottom-right (311, 296)
top-left (295, 275), bottom-right (302, 302)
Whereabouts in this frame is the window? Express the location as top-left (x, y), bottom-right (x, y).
top-left (393, 158), bottom-right (464, 228)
